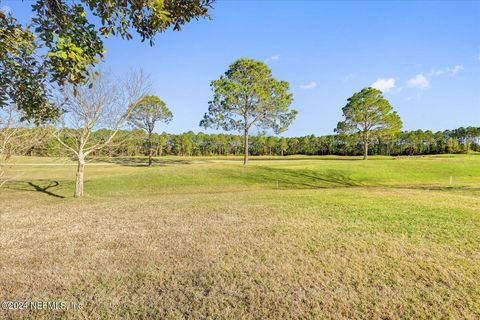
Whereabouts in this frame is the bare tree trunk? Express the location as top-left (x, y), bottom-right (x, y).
top-left (148, 131), bottom-right (153, 166)
top-left (243, 128), bottom-right (249, 166)
top-left (74, 153), bottom-right (85, 197)
top-left (363, 139), bottom-right (369, 160)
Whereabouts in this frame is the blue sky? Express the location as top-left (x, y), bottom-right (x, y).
top-left (3, 1), bottom-right (480, 136)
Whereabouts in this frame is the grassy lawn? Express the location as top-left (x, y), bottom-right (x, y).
top-left (1, 155), bottom-right (479, 319)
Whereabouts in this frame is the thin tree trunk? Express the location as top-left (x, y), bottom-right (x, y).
top-left (74, 154), bottom-right (85, 197)
top-left (243, 128), bottom-right (249, 165)
top-left (363, 139), bottom-right (369, 160)
top-left (148, 131), bottom-right (153, 166)
top-left (243, 110), bottom-right (249, 165)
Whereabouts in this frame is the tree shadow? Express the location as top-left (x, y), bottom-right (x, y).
top-left (3, 180), bottom-right (66, 198)
top-left (232, 166), bottom-right (363, 190)
top-left (92, 157), bottom-right (193, 167)
top-left (390, 184), bottom-right (480, 193)
top-left (251, 167), bottom-right (480, 193)
top-left (219, 157), bottom-right (364, 161)
top-left (228, 166), bottom-right (480, 193)
top-left (25, 181), bottom-right (66, 198)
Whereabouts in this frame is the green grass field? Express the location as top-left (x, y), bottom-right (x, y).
top-left (1, 155), bottom-right (479, 319)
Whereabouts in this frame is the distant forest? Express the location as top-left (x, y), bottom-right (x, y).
top-left (22, 126), bottom-right (480, 157)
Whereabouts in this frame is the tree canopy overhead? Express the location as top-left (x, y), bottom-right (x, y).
top-left (0, 0), bottom-right (214, 122)
top-left (200, 58), bottom-right (297, 165)
top-left (335, 87), bottom-right (402, 160)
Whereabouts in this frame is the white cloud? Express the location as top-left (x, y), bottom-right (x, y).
top-left (446, 65), bottom-right (463, 75)
top-left (407, 64), bottom-right (463, 90)
top-left (407, 74), bottom-right (430, 89)
top-left (427, 68), bottom-right (444, 77)
top-left (299, 81), bottom-right (317, 89)
top-left (371, 78), bottom-right (396, 92)
top-left (266, 55), bottom-right (280, 62)
top-left (427, 65), bottom-right (463, 77)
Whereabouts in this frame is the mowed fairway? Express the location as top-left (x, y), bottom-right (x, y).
top-left (1, 155), bottom-right (479, 319)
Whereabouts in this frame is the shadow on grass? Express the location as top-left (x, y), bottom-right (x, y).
top-left (225, 166), bottom-right (479, 193)
top-left (92, 157), bottom-right (193, 167)
top-left (27, 181), bottom-right (65, 198)
top-left (229, 166), bottom-right (363, 189)
top-left (7, 180), bottom-right (67, 198)
top-left (5, 163), bottom-right (478, 199)
top-left (391, 184), bottom-right (480, 193)
top-left (219, 157), bottom-right (364, 161)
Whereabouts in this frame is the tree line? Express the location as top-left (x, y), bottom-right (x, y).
top-left (23, 126), bottom-right (480, 158)
top-left (2, 57), bottom-right (477, 198)
top-left (2, 3), bottom-right (477, 198)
